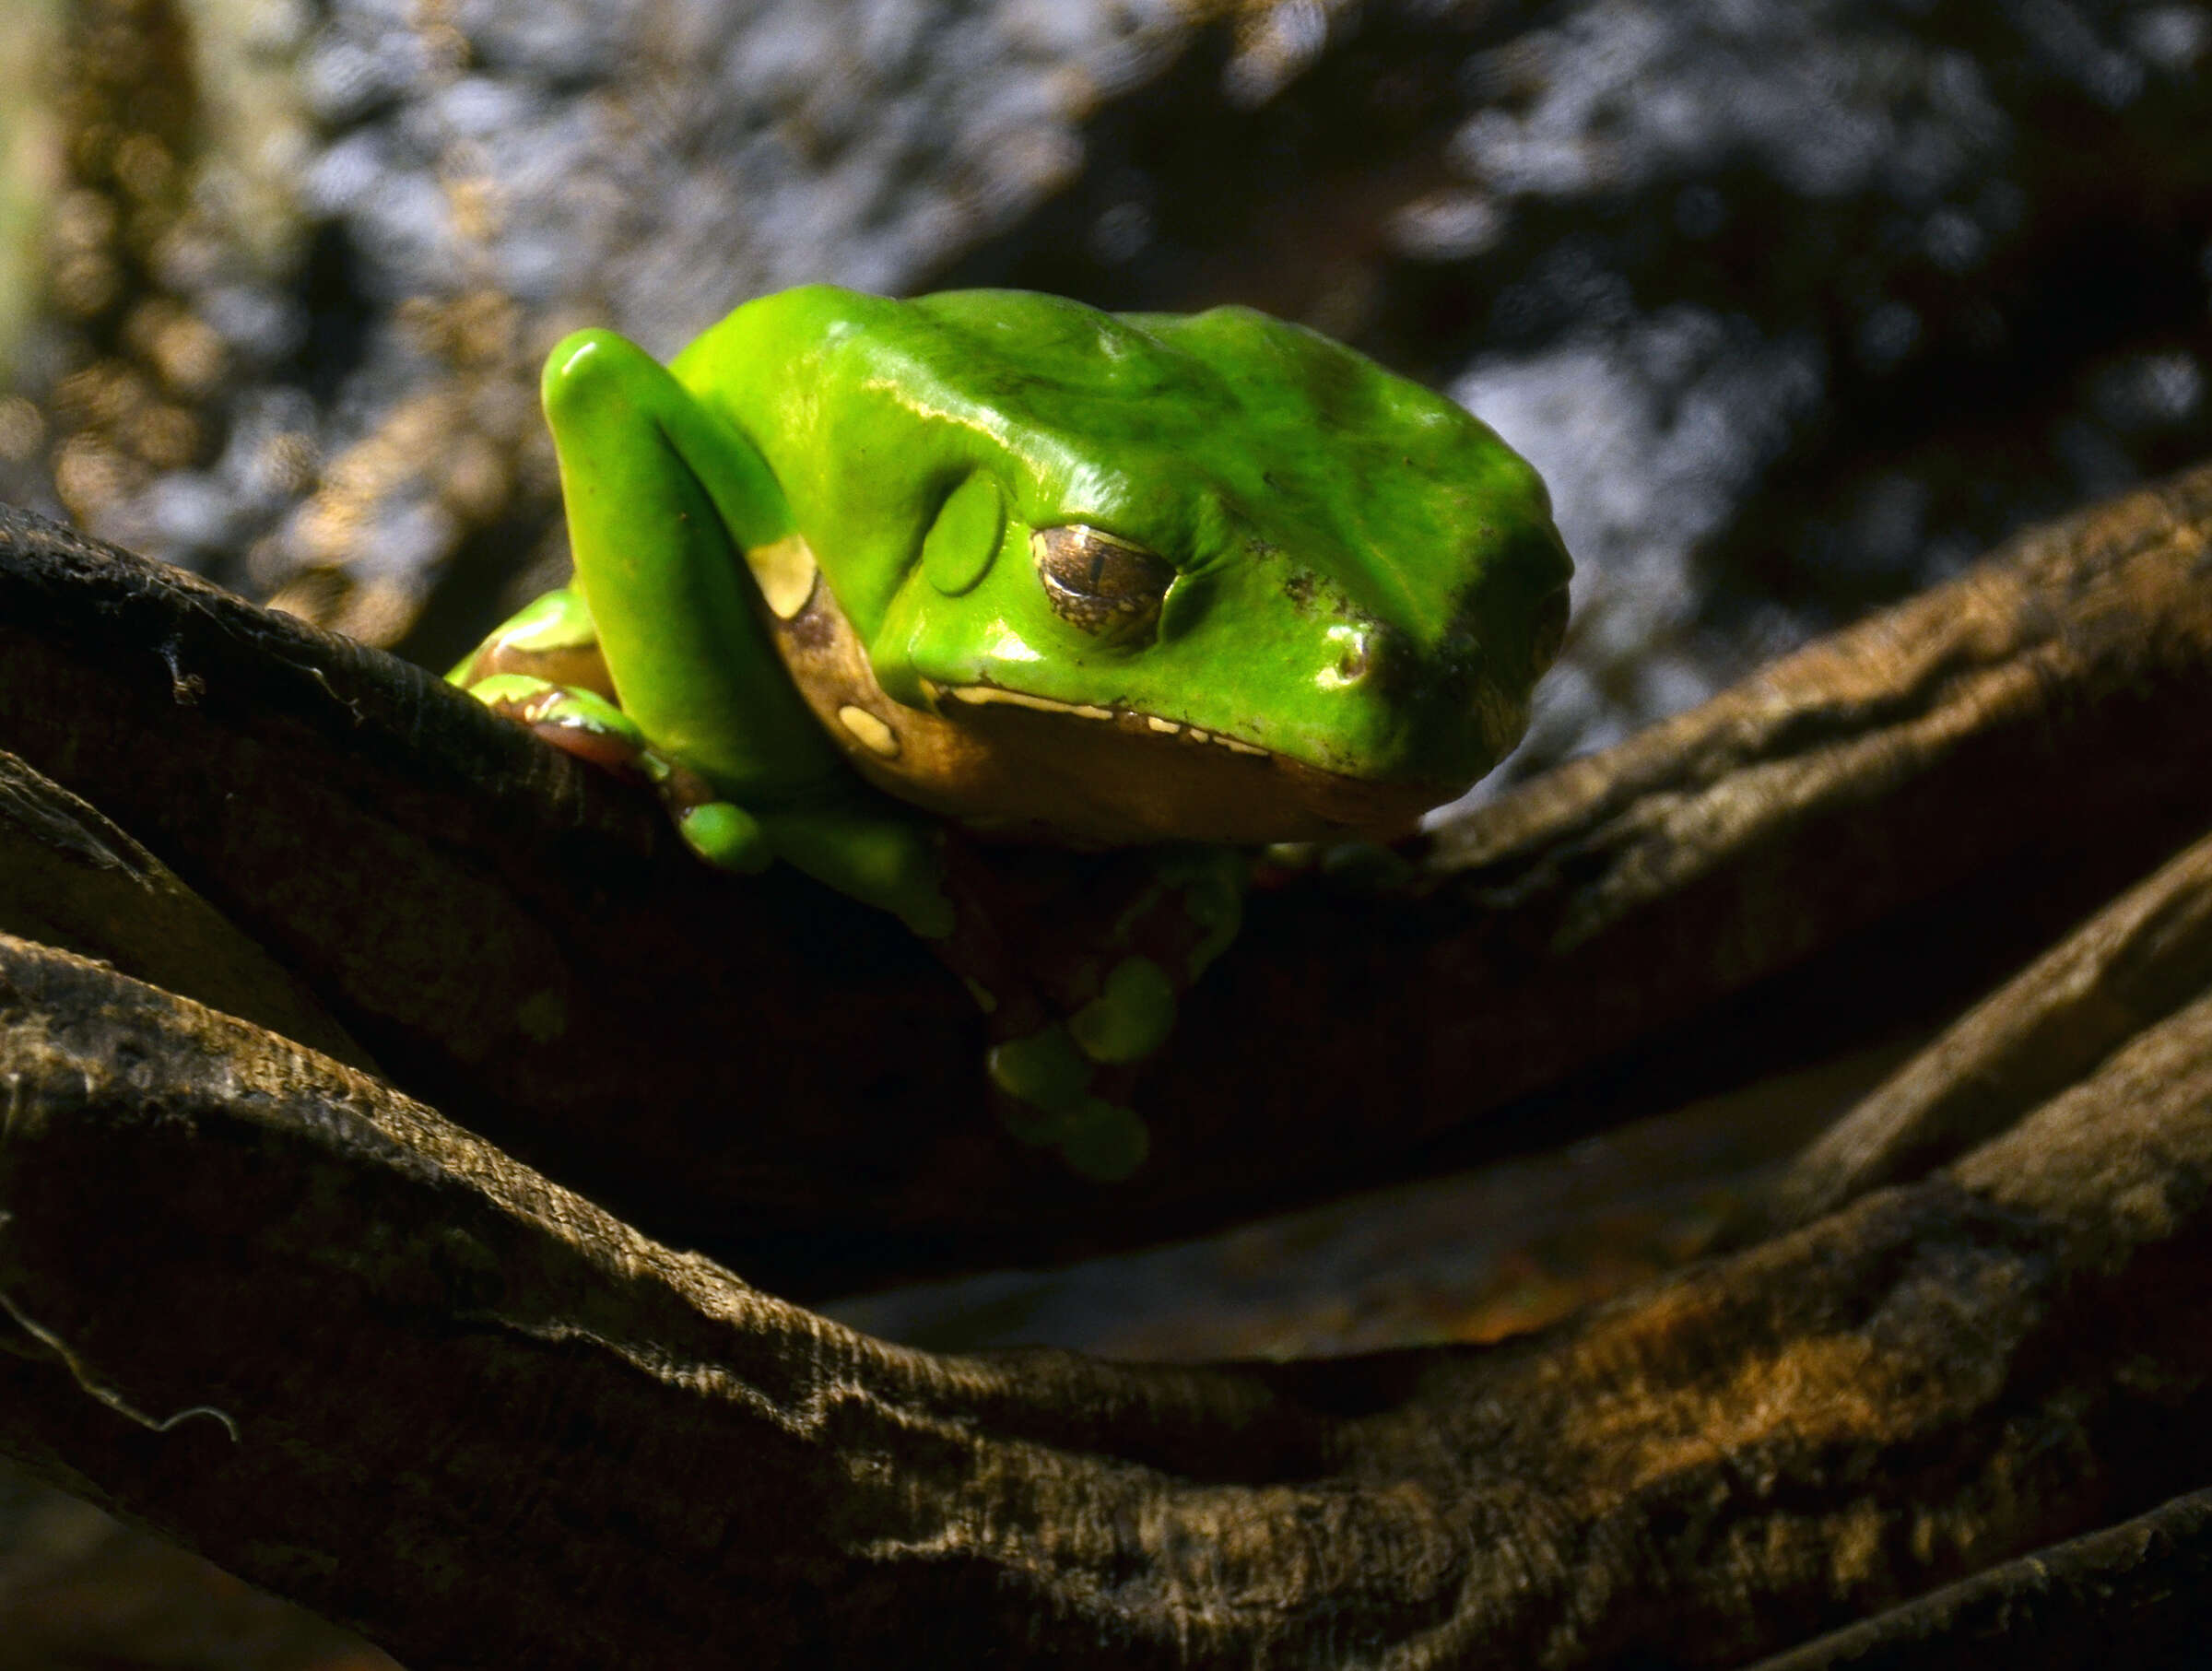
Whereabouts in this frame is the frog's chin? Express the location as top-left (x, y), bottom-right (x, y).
top-left (901, 677), bottom-right (1448, 846)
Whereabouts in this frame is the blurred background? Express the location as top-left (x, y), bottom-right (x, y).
top-left (1, 1), bottom-right (2209, 1663)
top-left (7, 0), bottom-right (2209, 794)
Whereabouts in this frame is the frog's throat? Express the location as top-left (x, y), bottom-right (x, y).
top-left (758, 539), bottom-right (1444, 847)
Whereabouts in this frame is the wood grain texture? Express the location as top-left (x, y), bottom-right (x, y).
top-left (6, 464), bottom-right (2212, 1662)
top-left (1740, 1486), bottom-right (2212, 1671)
top-left (5, 470), bottom-right (2212, 1287)
top-left (1, 934), bottom-right (2207, 1668)
top-left (1759, 827), bottom-right (2212, 1233)
top-left (0, 750), bottom-right (371, 1071)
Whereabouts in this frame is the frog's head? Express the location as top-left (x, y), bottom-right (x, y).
top-left (695, 286), bottom-right (1571, 845)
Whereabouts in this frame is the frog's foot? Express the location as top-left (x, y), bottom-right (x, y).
top-left (455, 587), bottom-right (653, 778)
top-left (927, 838), bottom-right (1251, 1182)
top-left (460, 665), bottom-right (774, 875)
top-left (988, 1024), bottom-right (1153, 1182)
top-left (758, 805), bottom-right (950, 933)
top-left (661, 770), bottom-right (774, 876)
top-left (465, 672), bottom-right (657, 782)
top-left (978, 954), bottom-right (1183, 1181)
top-left (451, 586), bottom-right (615, 700)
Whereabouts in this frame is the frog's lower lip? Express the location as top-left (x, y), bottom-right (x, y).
top-left (921, 679), bottom-right (1272, 756)
top-left (916, 677), bottom-right (1447, 842)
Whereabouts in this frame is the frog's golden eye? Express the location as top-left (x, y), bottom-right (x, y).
top-left (1032, 524), bottom-right (1174, 640)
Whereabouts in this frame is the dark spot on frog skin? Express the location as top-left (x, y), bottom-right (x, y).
top-left (781, 584), bottom-right (839, 652)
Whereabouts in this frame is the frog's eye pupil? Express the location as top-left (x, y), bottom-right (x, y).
top-left (1032, 524), bottom-right (1174, 640)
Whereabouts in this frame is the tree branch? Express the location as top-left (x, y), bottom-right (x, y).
top-left (1755, 823), bottom-right (2212, 1233)
top-left (2, 931), bottom-right (2209, 1667)
top-left (0, 749), bottom-right (371, 1071)
top-left (1744, 1486), bottom-right (2212, 1671)
top-left (6, 473), bottom-right (2212, 1286)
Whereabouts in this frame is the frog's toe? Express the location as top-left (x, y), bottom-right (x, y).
top-left (1067, 955), bottom-right (1178, 1065)
top-left (1058, 1099), bottom-right (1149, 1182)
top-left (677, 800), bottom-right (774, 874)
top-left (986, 1024), bottom-right (1152, 1181)
top-left (770, 810), bottom-right (954, 938)
top-left (988, 1024), bottom-right (1094, 1121)
top-left (450, 587), bottom-right (612, 698)
top-left (465, 675), bottom-right (655, 778)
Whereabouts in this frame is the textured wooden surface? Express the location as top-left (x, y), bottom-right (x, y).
top-left (2, 471), bottom-right (2211, 1286)
top-left (4, 467), bottom-right (2212, 1664)
top-left (1744, 1487), bottom-right (2212, 1671)
top-left (1758, 827), bottom-right (2212, 1234)
top-left (0, 932), bottom-right (2206, 1666)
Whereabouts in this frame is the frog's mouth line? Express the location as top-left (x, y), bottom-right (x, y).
top-left (771, 559), bottom-right (1441, 843)
top-left (920, 679), bottom-right (1272, 758)
top-left (907, 675), bottom-right (1446, 845)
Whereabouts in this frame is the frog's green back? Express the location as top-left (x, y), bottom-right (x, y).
top-left (671, 284), bottom-right (1570, 806)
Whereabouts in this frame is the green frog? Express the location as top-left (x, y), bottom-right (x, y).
top-left (455, 286), bottom-right (1571, 1177)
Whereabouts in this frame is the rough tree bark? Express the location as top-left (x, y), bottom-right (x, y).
top-left (0, 467), bottom-right (2210, 1665)
top-left (1, 474), bottom-right (2209, 1288)
top-left (1, 928), bottom-right (2208, 1667)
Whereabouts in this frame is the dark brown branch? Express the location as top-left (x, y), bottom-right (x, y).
top-left (2, 933), bottom-right (2209, 1668)
top-left (0, 503), bottom-right (971, 1287)
top-left (1744, 1486), bottom-right (2212, 1671)
top-left (4, 465), bottom-right (2212, 1288)
top-left (0, 749), bottom-right (371, 1071)
top-left (1757, 824), bottom-right (2212, 1233)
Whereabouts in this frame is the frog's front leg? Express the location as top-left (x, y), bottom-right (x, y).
top-left (464, 590), bottom-right (1232, 1177)
top-left (464, 613), bottom-right (1225, 1179)
top-left (472, 330), bottom-right (952, 934)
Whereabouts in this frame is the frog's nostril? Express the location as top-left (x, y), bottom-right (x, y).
top-left (1318, 622), bottom-right (1377, 689)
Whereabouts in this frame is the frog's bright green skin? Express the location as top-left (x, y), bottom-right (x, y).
top-left (457, 285), bottom-right (1571, 1175)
